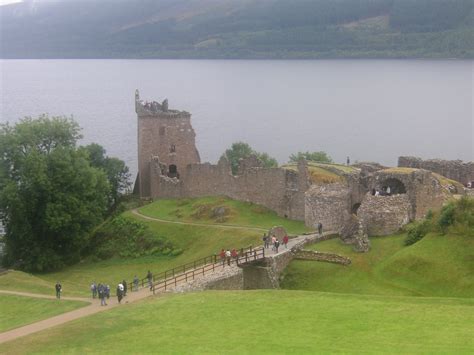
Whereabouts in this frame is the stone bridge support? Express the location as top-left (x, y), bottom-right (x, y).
top-left (240, 232), bottom-right (335, 289)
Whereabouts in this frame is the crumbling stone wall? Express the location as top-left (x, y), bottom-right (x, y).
top-left (369, 169), bottom-right (446, 220)
top-left (399, 156), bottom-right (474, 186)
top-left (304, 183), bottom-right (351, 232)
top-left (136, 91), bottom-right (200, 198)
top-left (358, 194), bottom-right (411, 236)
top-left (166, 157), bottom-right (308, 220)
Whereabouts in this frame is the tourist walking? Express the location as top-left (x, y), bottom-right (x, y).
top-left (133, 275), bottom-right (139, 291)
top-left (283, 235), bottom-right (289, 249)
top-left (271, 235), bottom-right (277, 251)
top-left (105, 285), bottom-right (110, 299)
top-left (274, 239), bottom-right (280, 253)
top-left (55, 282), bottom-right (62, 299)
top-left (122, 279), bottom-right (127, 296)
top-left (117, 283), bottom-right (124, 304)
top-left (147, 270), bottom-right (153, 290)
top-left (91, 282), bottom-right (97, 299)
top-left (99, 286), bottom-right (107, 306)
top-left (318, 223), bottom-right (323, 235)
top-left (231, 248), bottom-right (238, 260)
top-left (219, 249), bottom-right (226, 266)
top-left (262, 234), bottom-right (269, 248)
top-left (225, 249), bottom-right (231, 266)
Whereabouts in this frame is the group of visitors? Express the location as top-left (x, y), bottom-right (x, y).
top-left (219, 248), bottom-right (240, 266)
top-left (90, 280), bottom-right (128, 306)
top-left (372, 186), bottom-right (391, 196)
top-left (262, 234), bottom-right (289, 253)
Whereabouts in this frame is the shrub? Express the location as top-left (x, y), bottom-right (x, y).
top-left (89, 216), bottom-right (181, 260)
top-left (438, 204), bottom-right (456, 233)
top-left (404, 220), bottom-right (431, 246)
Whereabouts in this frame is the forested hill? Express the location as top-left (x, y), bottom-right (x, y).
top-left (1, 0), bottom-right (473, 59)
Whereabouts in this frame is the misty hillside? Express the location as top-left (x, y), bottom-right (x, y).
top-left (1, 0), bottom-right (473, 59)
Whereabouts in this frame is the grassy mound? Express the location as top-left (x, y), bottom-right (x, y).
top-left (0, 271), bottom-right (58, 296)
top-left (282, 232), bottom-right (474, 298)
top-left (0, 294), bottom-right (88, 332)
top-left (1, 290), bottom-right (473, 354)
top-left (137, 196), bottom-right (311, 234)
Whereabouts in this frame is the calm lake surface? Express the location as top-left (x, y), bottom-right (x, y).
top-left (1, 59), bottom-right (473, 177)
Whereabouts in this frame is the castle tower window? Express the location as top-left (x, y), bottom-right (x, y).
top-left (168, 164), bottom-right (178, 179)
top-left (159, 126), bottom-right (166, 136)
top-left (170, 144), bottom-right (176, 153)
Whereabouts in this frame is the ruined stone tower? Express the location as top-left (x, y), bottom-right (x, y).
top-left (135, 90), bottom-right (200, 198)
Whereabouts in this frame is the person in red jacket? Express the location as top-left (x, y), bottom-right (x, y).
top-left (219, 249), bottom-right (226, 266)
top-left (283, 235), bottom-right (289, 249)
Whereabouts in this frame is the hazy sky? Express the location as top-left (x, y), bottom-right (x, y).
top-left (0, 0), bottom-right (22, 5)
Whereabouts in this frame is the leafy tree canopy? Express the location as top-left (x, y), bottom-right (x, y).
top-left (0, 115), bottom-right (116, 271)
top-left (81, 143), bottom-right (131, 209)
top-left (289, 151), bottom-right (333, 164)
top-left (221, 142), bottom-right (278, 175)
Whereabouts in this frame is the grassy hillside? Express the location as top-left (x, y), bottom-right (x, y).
top-left (137, 196), bottom-right (311, 234)
top-left (281, 232), bottom-right (474, 298)
top-left (1, 290), bottom-right (473, 354)
top-left (0, 294), bottom-right (88, 332)
top-left (1, 0), bottom-right (472, 59)
top-left (0, 197), bottom-right (308, 296)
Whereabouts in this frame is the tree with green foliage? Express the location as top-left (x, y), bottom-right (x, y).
top-left (289, 151), bottom-right (333, 164)
top-left (221, 142), bottom-right (278, 175)
top-left (0, 115), bottom-right (110, 271)
top-left (81, 143), bottom-right (131, 209)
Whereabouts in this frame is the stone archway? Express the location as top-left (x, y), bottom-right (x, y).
top-left (380, 178), bottom-right (406, 195)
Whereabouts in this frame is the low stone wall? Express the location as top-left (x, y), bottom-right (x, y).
top-left (294, 250), bottom-right (351, 265)
top-left (173, 266), bottom-right (243, 292)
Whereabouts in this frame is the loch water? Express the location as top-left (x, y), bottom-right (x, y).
top-left (1, 59), bottom-right (473, 177)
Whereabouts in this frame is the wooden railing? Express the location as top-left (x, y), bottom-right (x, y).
top-left (127, 245), bottom-right (264, 293)
top-left (151, 246), bottom-right (265, 294)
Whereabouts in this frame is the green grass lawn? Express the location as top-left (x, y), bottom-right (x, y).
top-left (0, 294), bottom-right (88, 333)
top-left (0, 271), bottom-right (59, 296)
top-left (137, 196), bottom-right (312, 234)
top-left (1, 197), bottom-right (309, 297)
top-left (1, 290), bottom-right (473, 354)
top-left (281, 233), bottom-right (474, 298)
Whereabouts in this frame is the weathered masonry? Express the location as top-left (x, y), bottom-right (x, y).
top-left (135, 90), bottom-right (200, 198)
top-left (399, 156), bottom-right (474, 186)
top-left (135, 92), bottom-right (469, 244)
top-left (135, 91), bottom-right (308, 220)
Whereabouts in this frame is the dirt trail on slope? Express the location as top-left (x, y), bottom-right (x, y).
top-left (131, 209), bottom-right (267, 231)
top-left (0, 290), bottom-right (89, 302)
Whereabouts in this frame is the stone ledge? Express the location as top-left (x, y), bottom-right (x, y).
top-left (294, 250), bottom-right (351, 265)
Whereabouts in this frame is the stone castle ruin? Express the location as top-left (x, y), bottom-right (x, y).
top-left (135, 92), bottom-right (470, 249)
